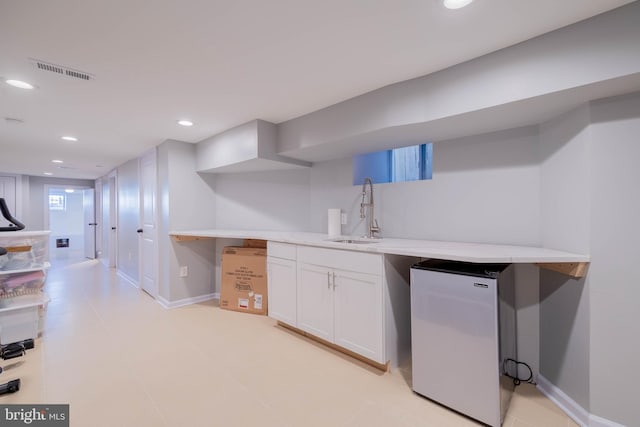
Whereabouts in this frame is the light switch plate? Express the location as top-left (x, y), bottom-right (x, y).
top-left (341, 213), bottom-right (348, 225)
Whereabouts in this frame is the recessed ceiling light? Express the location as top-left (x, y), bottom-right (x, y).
top-left (65, 189), bottom-right (75, 193)
top-left (52, 159), bottom-right (64, 164)
top-left (43, 172), bottom-right (53, 176)
top-left (5, 79), bottom-right (35, 89)
top-left (177, 120), bottom-right (194, 127)
top-left (61, 136), bottom-right (78, 142)
top-left (443, 0), bottom-right (473, 9)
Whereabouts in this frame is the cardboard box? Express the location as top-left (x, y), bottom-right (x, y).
top-left (220, 246), bottom-right (268, 315)
top-left (242, 239), bottom-right (267, 249)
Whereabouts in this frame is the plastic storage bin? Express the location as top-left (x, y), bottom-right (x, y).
top-left (0, 294), bottom-right (49, 344)
top-left (0, 231), bottom-right (51, 341)
top-left (0, 231), bottom-right (50, 270)
top-left (0, 264), bottom-right (49, 298)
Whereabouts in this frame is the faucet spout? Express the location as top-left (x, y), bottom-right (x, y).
top-left (360, 177), bottom-right (380, 238)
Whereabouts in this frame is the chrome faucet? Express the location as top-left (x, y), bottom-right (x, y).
top-left (360, 177), bottom-right (380, 238)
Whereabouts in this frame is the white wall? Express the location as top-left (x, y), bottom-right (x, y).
top-left (157, 140), bottom-right (217, 303)
top-left (538, 105), bottom-right (592, 412)
top-left (536, 92), bottom-right (640, 426)
top-left (0, 174), bottom-right (19, 228)
top-left (309, 157), bottom-right (362, 236)
top-left (588, 93), bottom-right (640, 426)
top-left (310, 126), bottom-right (541, 245)
top-left (539, 106), bottom-right (592, 254)
top-left (214, 169), bottom-right (311, 232)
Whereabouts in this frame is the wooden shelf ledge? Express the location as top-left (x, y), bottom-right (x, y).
top-left (536, 262), bottom-right (589, 278)
top-left (4, 245), bottom-right (32, 253)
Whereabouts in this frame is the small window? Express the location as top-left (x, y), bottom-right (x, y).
top-left (353, 143), bottom-right (432, 185)
top-left (49, 194), bottom-right (66, 211)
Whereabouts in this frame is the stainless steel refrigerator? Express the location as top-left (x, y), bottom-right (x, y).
top-left (410, 260), bottom-right (517, 426)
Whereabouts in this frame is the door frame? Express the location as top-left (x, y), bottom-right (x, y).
top-left (43, 184), bottom-right (92, 230)
top-left (43, 184), bottom-right (92, 261)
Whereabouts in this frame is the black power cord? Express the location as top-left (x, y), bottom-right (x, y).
top-left (503, 358), bottom-right (535, 386)
top-left (0, 339), bottom-right (34, 360)
top-left (0, 339), bottom-right (33, 395)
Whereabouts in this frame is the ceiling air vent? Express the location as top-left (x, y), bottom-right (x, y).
top-left (29, 58), bottom-right (94, 81)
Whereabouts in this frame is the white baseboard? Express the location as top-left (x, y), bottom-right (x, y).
top-left (157, 292), bottom-right (219, 309)
top-left (117, 270), bottom-right (139, 288)
top-left (537, 375), bottom-right (626, 427)
top-left (589, 415), bottom-right (627, 427)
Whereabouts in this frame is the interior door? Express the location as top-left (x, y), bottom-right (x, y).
top-left (83, 189), bottom-right (96, 259)
top-left (108, 174), bottom-right (117, 268)
top-left (139, 149), bottom-right (158, 298)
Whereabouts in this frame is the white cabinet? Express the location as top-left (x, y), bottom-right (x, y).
top-left (333, 269), bottom-right (383, 362)
top-left (297, 262), bottom-right (333, 341)
top-left (268, 241), bottom-right (416, 368)
top-left (266, 242), bottom-right (297, 326)
top-left (297, 246), bottom-right (385, 364)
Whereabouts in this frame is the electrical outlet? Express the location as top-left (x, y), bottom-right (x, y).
top-left (179, 266), bottom-right (188, 277)
top-left (341, 213), bottom-right (348, 225)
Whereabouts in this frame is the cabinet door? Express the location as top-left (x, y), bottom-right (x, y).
top-left (267, 257), bottom-right (297, 326)
top-left (333, 269), bottom-right (384, 363)
top-left (297, 262), bottom-right (334, 342)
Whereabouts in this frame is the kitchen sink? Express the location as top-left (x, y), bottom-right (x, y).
top-left (326, 238), bottom-right (381, 244)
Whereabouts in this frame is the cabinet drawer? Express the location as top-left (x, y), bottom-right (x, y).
top-left (267, 241), bottom-right (296, 260)
top-left (297, 245), bottom-right (382, 275)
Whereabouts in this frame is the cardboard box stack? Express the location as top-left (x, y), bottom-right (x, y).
top-left (220, 240), bottom-right (268, 315)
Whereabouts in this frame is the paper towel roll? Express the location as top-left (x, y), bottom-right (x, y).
top-left (328, 208), bottom-right (342, 237)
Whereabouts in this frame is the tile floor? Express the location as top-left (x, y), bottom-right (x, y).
top-left (0, 258), bottom-right (579, 426)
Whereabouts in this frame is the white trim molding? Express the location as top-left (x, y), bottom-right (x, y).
top-left (157, 293), bottom-right (219, 309)
top-left (537, 375), bottom-right (627, 427)
top-left (117, 269), bottom-right (139, 288)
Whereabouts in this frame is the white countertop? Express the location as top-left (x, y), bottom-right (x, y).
top-left (169, 229), bottom-right (589, 264)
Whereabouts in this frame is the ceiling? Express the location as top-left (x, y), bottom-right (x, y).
top-left (0, 0), bottom-right (635, 180)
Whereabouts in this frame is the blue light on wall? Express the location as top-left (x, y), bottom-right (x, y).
top-left (353, 143), bottom-right (432, 185)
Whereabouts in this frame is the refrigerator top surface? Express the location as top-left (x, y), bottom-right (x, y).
top-left (411, 259), bottom-right (510, 279)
